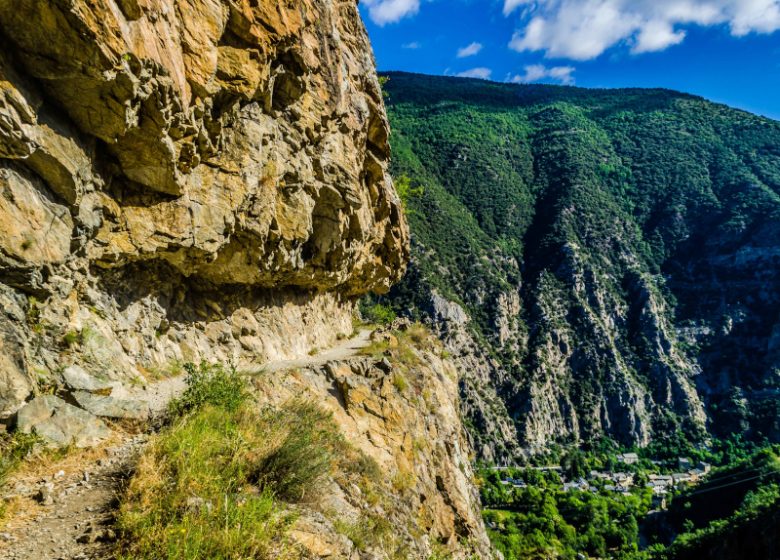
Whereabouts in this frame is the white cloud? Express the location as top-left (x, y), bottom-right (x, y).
top-left (503, 0), bottom-right (533, 16)
top-left (457, 42), bottom-right (483, 58)
top-left (456, 67), bottom-right (493, 79)
top-left (633, 20), bottom-right (686, 53)
top-left (402, 41), bottom-right (422, 49)
top-left (362, 0), bottom-right (420, 26)
top-left (506, 0), bottom-right (780, 60)
top-left (509, 64), bottom-right (576, 84)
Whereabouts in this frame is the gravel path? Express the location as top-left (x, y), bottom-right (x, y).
top-left (0, 330), bottom-right (373, 560)
top-left (261, 328), bottom-right (373, 373)
top-left (0, 436), bottom-right (147, 560)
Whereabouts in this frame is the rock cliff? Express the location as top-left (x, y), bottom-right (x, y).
top-left (0, 0), bottom-right (409, 417)
top-left (0, 4), bottom-right (496, 558)
top-left (252, 323), bottom-right (493, 559)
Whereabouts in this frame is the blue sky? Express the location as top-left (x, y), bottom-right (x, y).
top-left (359, 0), bottom-right (780, 119)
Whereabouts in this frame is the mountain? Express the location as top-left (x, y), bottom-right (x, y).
top-left (381, 71), bottom-right (780, 461)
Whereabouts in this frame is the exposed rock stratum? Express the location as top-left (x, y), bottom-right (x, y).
top-left (0, 0), bottom-right (409, 415)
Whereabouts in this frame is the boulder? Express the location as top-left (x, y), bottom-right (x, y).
top-left (72, 391), bottom-right (149, 421)
top-left (61, 365), bottom-right (113, 394)
top-left (16, 395), bottom-right (110, 448)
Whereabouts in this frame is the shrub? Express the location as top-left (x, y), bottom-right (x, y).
top-left (362, 302), bottom-right (397, 325)
top-left (252, 400), bottom-right (344, 502)
top-left (168, 362), bottom-right (248, 417)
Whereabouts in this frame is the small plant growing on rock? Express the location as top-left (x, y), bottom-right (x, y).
top-left (168, 362), bottom-right (247, 417)
top-left (61, 330), bottom-right (81, 348)
top-left (26, 296), bottom-right (45, 333)
top-left (391, 467), bottom-right (416, 493)
top-left (393, 373), bottom-right (409, 393)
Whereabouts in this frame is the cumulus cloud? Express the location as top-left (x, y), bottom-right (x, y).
top-left (402, 41), bottom-right (422, 49)
top-left (456, 67), bottom-right (493, 79)
top-left (505, 0), bottom-right (780, 60)
top-left (457, 42), bottom-right (483, 58)
top-left (509, 64), bottom-right (576, 84)
top-left (362, 0), bottom-right (420, 26)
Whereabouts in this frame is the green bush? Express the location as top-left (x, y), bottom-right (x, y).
top-left (168, 362), bottom-right (248, 417)
top-left (361, 302), bottom-right (397, 325)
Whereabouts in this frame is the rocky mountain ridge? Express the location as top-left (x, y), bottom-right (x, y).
top-left (383, 72), bottom-right (780, 460)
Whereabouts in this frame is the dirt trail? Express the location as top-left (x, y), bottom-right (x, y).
top-left (0, 330), bottom-right (373, 560)
top-left (261, 328), bottom-right (373, 373)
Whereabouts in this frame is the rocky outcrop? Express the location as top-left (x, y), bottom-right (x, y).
top-left (0, 0), bottom-right (409, 417)
top-left (252, 323), bottom-right (493, 559)
top-left (16, 395), bottom-right (112, 448)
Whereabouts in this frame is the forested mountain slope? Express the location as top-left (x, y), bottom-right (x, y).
top-left (382, 72), bottom-right (780, 460)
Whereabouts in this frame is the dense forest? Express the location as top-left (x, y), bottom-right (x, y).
top-left (381, 72), bottom-right (780, 460)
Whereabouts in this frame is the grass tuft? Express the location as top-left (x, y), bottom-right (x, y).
top-left (0, 432), bottom-right (41, 522)
top-left (0, 432), bottom-right (39, 488)
top-left (252, 400), bottom-right (343, 502)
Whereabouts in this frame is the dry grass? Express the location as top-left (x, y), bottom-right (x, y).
top-left (115, 363), bottom-right (367, 560)
top-left (135, 360), bottom-right (186, 384)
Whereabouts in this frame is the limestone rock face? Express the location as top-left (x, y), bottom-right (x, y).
top-left (0, 0), bottom-right (408, 414)
top-left (253, 325), bottom-right (494, 559)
